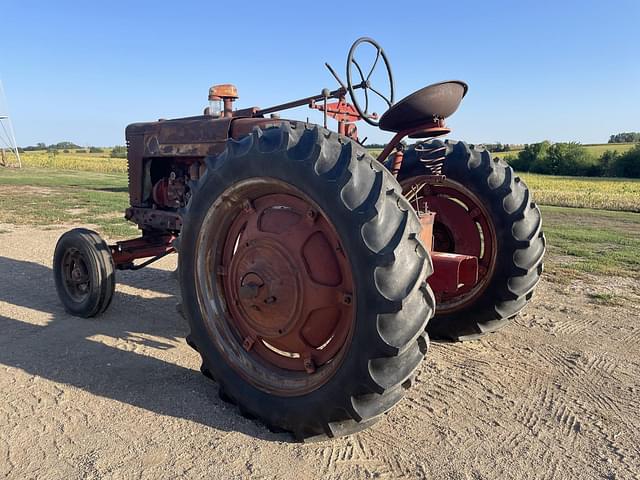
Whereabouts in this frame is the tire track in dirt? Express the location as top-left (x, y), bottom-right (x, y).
top-left (552, 315), bottom-right (597, 336)
top-left (316, 432), bottom-right (409, 479)
top-left (621, 324), bottom-right (640, 351)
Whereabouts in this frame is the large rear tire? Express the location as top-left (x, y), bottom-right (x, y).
top-left (178, 122), bottom-right (435, 440)
top-left (396, 139), bottom-right (545, 341)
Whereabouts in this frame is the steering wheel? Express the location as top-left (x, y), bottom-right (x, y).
top-left (346, 37), bottom-right (395, 126)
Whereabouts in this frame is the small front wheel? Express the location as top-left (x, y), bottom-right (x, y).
top-left (53, 228), bottom-right (116, 317)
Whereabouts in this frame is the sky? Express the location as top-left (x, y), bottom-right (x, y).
top-left (1, 0), bottom-right (638, 147)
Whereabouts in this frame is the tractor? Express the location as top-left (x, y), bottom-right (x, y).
top-left (53, 38), bottom-right (545, 441)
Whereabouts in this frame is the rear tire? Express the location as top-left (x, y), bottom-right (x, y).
top-left (53, 228), bottom-right (116, 317)
top-left (396, 139), bottom-right (545, 341)
top-left (179, 122), bottom-right (435, 440)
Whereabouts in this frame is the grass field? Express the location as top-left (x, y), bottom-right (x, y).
top-left (1, 166), bottom-right (639, 280)
top-left (542, 206), bottom-right (640, 279)
top-left (0, 168), bottom-right (134, 237)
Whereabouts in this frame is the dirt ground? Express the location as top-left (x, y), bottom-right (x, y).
top-left (1, 226), bottom-right (639, 480)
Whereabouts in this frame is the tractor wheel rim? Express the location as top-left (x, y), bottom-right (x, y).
top-left (61, 248), bottom-right (91, 302)
top-left (195, 179), bottom-right (355, 396)
top-left (401, 175), bottom-right (497, 314)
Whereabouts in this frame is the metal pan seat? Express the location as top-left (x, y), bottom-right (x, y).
top-left (379, 80), bottom-right (468, 133)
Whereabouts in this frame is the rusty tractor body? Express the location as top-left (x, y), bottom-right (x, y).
top-left (53, 38), bottom-right (545, 440)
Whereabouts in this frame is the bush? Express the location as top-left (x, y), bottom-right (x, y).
top-left (612, 144), bottom-right (640, 178)
top-left (598, 150), bottom-right (619, 177)
top-left (75, 149), bottom-right (87, 154)
top-left (110, 145), bottom-right (127, 158)
top-left (88, 146), bottom-right (104, 154)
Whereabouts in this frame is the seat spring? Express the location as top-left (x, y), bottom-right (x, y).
top-left (416, 143), bottom-right (446, 175)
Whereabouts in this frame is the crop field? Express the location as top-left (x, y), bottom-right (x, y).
top-left (18, 149), bottom-right (127, 173)
top-left (520, 173), bottom-right (640, 212)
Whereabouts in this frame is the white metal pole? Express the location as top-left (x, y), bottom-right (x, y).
top-left (0, 80), bottom-right (21, 168)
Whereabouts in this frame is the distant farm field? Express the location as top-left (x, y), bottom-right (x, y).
top-left (520, 173), bottom-right (640, 213)
top-left (19, 150), bottom-right (127, 173)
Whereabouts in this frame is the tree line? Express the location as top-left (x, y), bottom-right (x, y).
top-left (505, 141), bottom-right (640, 178)
top-left (19, 142), bottom-right (127, 158)
top-left (609, 132), bottom-right (640, 143)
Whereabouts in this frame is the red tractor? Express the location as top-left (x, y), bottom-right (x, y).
top-left (53, 38), bottom-right (544, 440)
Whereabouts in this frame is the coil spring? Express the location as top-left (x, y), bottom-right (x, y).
top-left (415, 142), bottom-right (446, 175)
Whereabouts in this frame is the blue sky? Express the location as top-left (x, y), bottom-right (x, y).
top-left (1, 0), bottom-right (638, 147)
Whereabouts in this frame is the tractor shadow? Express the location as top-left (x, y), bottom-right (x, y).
top-left (0, 256), bottom-right (289, 442)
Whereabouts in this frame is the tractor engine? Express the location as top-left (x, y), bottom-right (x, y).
top-left (151, 170), bottom-right (188, 209)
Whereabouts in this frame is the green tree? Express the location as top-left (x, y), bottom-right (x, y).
top-left (110, 145), bottom-right (127, 158)
top-left (598, 150), bottom-right (619, 177)
top-left (608, 132), bottom-right (640, 143)
top-left (546, 143), bottom-right (595, 176)
top-left (613, 144), bottom-right (640, 178)
top-left (510, 141), bottom-right (551, 172)
top-left (50, 141), bottom-right (81, 150)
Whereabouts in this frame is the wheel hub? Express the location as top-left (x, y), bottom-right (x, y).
top-left (62, 249), bottom-right (90, 300)
top-left (230, 239), bottom-right (303, 338)
top-left (218, 191), bottom-right (355, 376)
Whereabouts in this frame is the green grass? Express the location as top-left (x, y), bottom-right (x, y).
top-left (586, 292), bottom-right (621, 306)
top-left (0, 167), bottom-right (134, 238)
top-left (541, 205), bottom-right (640, 279)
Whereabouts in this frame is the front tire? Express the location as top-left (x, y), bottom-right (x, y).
top-left (179, 122), bottom-right (435, 440)
top-left (53, 228), bottom-right (116, 317)
top-left (396, 139), bottom-right (545, 341)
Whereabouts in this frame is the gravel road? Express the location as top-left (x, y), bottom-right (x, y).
top-left (1, 226), bottom-right (639, 479)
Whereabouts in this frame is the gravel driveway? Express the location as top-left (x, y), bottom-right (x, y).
top-left (1, 226), bottom-right (638, 479)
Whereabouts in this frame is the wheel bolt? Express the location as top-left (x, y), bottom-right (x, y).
top-left (242, 336), bottom-right (255, 351)
top-left (303, 356), bottom-right (316, 374)
top-left (306, 209), bottom-right (317, 224)
top-left (242, 200), bottom-right (255, 213)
